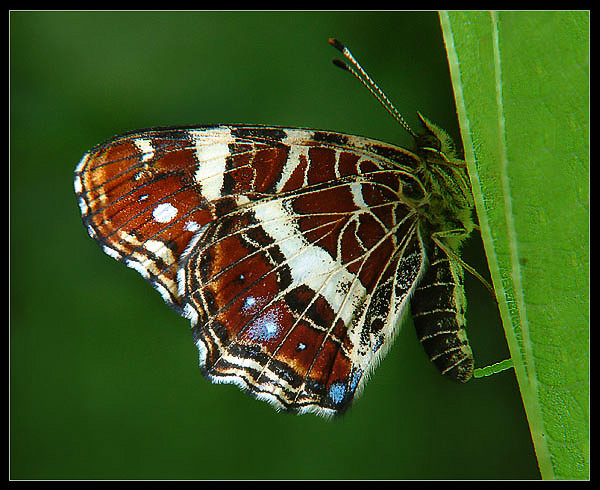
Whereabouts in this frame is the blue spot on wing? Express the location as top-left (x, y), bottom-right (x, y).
top-left (328, 369), bottom-right (364, 408)
top-left (246, 309), bottom-right (281, 342)
top-left (328, 383), bottom-right (347, 405)
top-left (350, 368), bottom-right (363, 391)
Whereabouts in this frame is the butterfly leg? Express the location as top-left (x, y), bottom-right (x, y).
top-left (430, 229), bottom-right (495, 299)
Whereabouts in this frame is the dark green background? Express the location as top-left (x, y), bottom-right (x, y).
top-left (10, 11), bottom-right (540, 480)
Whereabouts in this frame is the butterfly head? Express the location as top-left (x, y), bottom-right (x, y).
top-left (413, 111), bottom-right (457, 160)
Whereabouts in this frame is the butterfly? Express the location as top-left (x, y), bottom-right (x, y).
top-left (74, 39), bottom-right (479, 417)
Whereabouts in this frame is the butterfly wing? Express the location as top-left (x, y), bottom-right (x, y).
top-left (75, 125), bottom-right (428, 415)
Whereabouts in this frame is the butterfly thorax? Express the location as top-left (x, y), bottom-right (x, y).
top-left (412, 114), bottom-right (475, 251)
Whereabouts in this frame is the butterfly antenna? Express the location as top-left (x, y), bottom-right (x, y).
top-left (328, 38), bottom-right (418, 139)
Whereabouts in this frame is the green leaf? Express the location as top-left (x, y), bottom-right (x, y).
top-left (439, 11), bottom-right (589, 480)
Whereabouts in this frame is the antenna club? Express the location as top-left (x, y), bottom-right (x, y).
top-left (328, 38), bottom-right (345, 52)
top-left (332, 58), bottom-right (350, 71)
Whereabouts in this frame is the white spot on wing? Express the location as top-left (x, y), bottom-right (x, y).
top-left (134, 138), bottom-right (155, 163)
top-left (185, 220), bottom-right (200, 232)
top-left (153, 202), bottom-right (178, 223)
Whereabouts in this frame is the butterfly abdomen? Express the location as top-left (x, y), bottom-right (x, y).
top-left (410, 243), bottom-right (474, 382)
